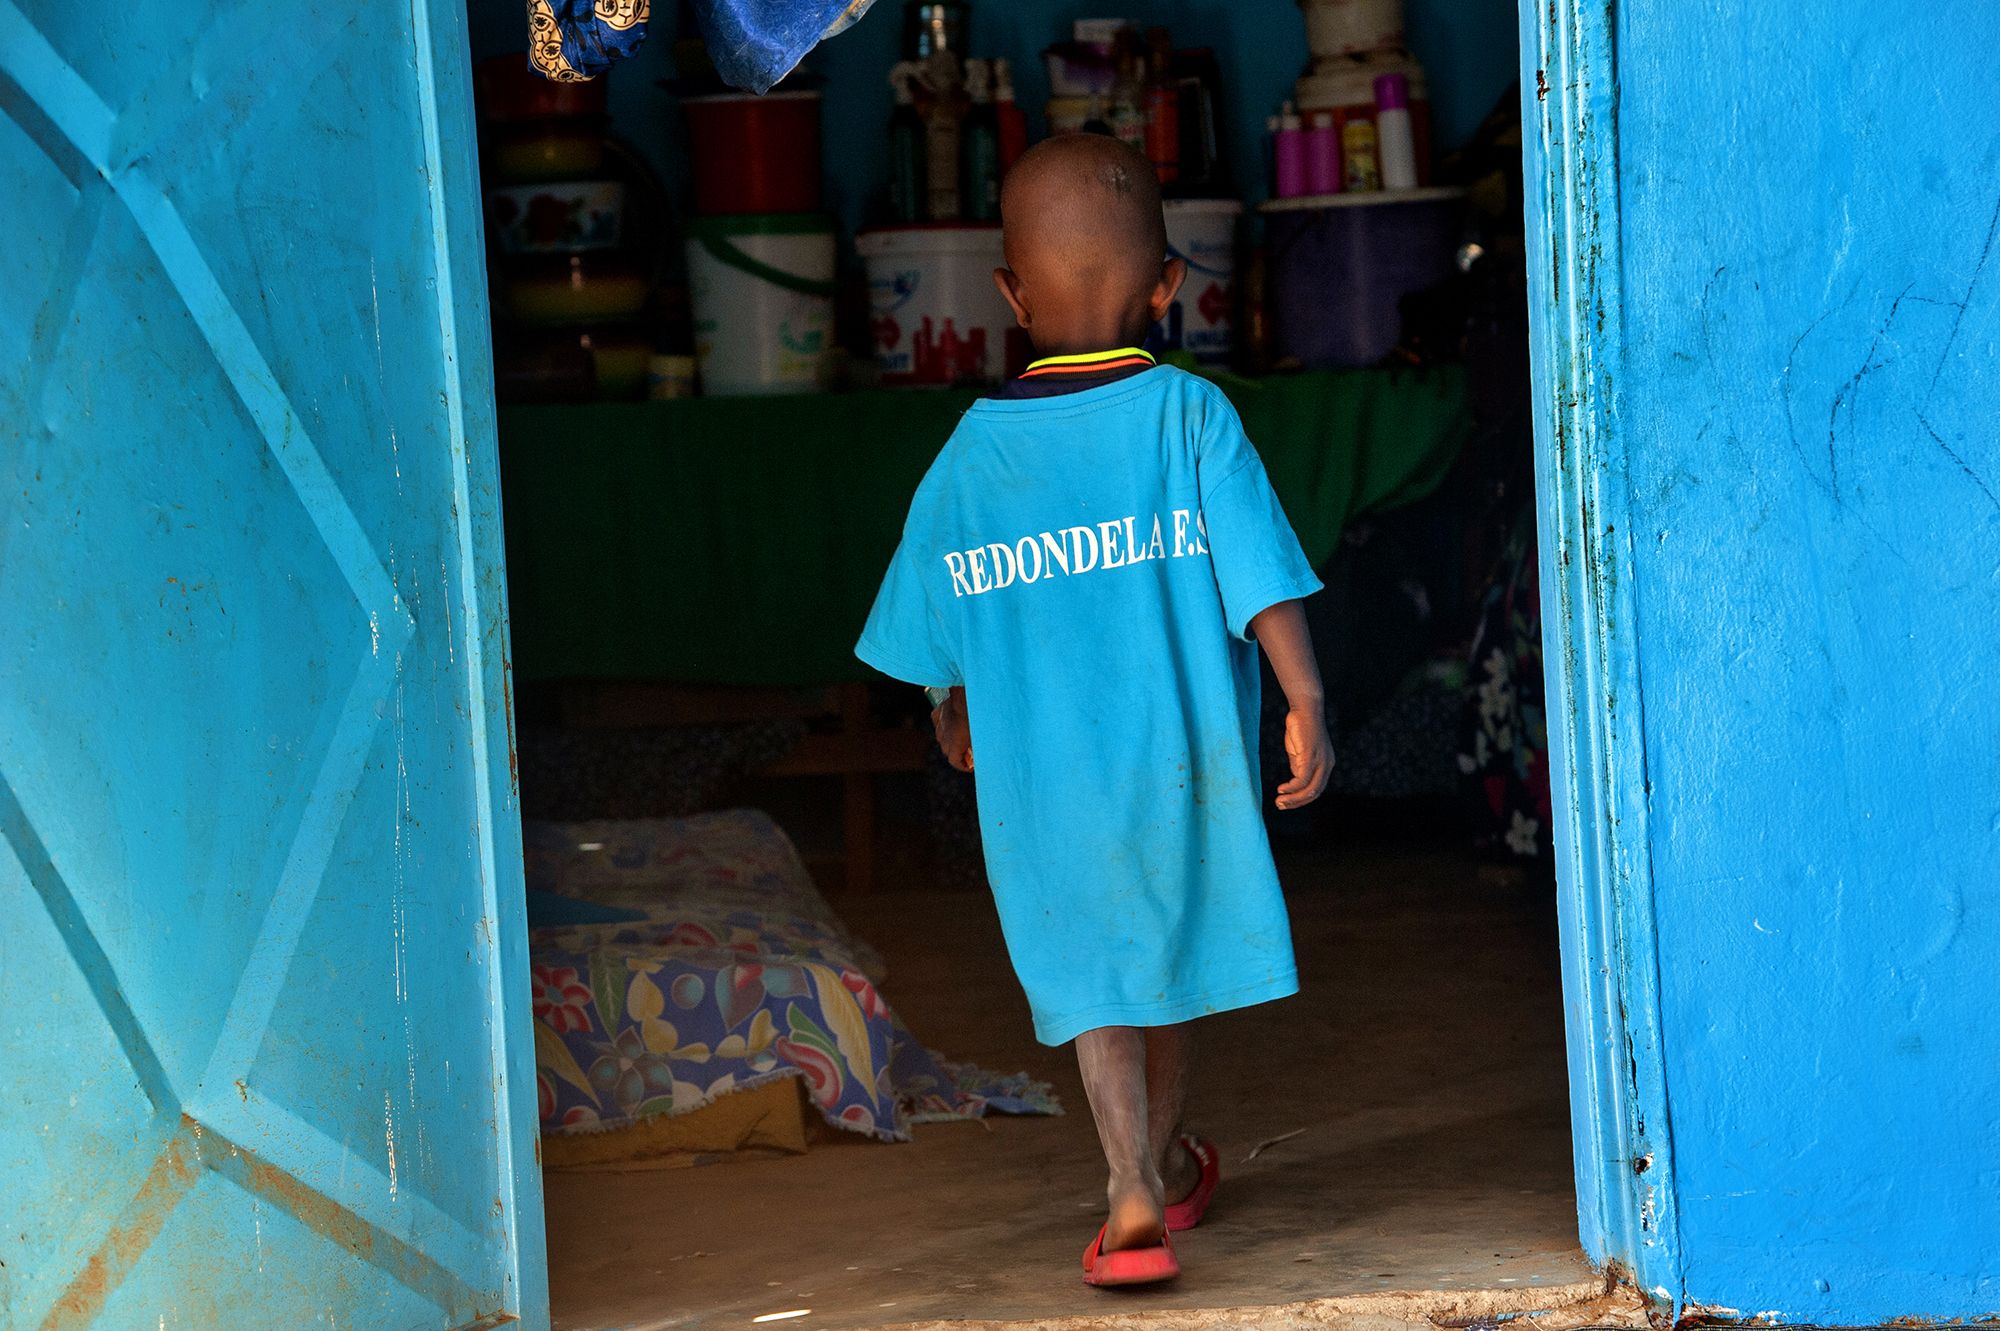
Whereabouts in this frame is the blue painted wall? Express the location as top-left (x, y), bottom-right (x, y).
top-left (1598, 1), bottom-right (2000, 1318)
top-left (467, 0), bottom-right (1518, 239)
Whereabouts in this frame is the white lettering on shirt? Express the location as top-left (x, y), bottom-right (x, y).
top-left (1016, 535), bottom-right (1044, 583)
top-left (987, 541), bottom-right (1018, 590)
top-left (944, 550), bottom-right (975, 597)
top-left (941, 510), bottom-right (1208, 597)
top-left (1098, 519), bottom-right (1124, 569)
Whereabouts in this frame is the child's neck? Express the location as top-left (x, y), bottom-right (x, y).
top-left (1030, 326), bottom-right (1155, 357)
top-left (1027, 307), bottom-right (1157, 358)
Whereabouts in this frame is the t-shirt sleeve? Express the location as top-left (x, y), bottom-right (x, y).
top-left (1198, 392), bottom-right (1323, 639)
top-left (855, 527), bottom-right (961, 687)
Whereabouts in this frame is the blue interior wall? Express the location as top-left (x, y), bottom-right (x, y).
top-left (466, 0), bottom-right (1518, 240)
top-left (1611, 1), bottom-right (2000, 1318)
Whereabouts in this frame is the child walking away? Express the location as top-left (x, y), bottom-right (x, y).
top-left (856, 134), bottom-right (1332, 1287)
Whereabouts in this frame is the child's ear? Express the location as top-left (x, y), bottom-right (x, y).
top-left (1150, 257), bottom-right (1188, 321)
top-left (992, 267), bottom-right (1031, 328)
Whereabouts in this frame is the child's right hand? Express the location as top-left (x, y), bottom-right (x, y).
top-left (931, 687), bottom-right (973, 773)
top-left (1276, 706), bottom-right (1332, 810)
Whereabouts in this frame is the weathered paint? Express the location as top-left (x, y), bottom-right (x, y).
top-left (0, 2), bottom-right (547, 1327)
top-left (1523, 0), bottom-right (2000, 1321)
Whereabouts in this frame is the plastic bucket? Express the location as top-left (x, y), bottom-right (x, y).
top-left (1155, 199), bottom-right (1241, 365)
top-left (682, 91), bottom-right (821, 216)
top-left (686, 214), bottom-right (836, 395)
top-left (856, 225), bottom-right (1014, 386)
top-left (1262, 187), bottom-right (1461, 368)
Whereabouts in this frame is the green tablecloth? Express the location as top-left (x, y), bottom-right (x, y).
top-left (499, 368), bottom-right (1470, 685)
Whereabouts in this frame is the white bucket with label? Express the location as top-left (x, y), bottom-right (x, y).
top-left (686, 214), bottom-right (836, 395)
top-left (1156, 199), bottom-right (1241, 365)
top-left (856, 224), bottom-right (1014, 386)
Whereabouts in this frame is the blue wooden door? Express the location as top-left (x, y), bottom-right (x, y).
top-left (0, 3), bottom-right (547, 1327)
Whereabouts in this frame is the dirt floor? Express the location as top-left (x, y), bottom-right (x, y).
top-left (542, 832), bottom-right (1593, 1331)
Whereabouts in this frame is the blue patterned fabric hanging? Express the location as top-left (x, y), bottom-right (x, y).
top-left (528, 0), bottom-right (653, 82)
top-left (687, 0), bottom-right (875, 93)
top-left (526, 0), bottom-right (875, 90)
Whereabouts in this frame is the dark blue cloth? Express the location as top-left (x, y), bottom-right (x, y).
top-left (691, 0), bottom-right (873, 93)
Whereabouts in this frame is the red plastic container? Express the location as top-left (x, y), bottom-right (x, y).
top-left (475, 54), bottom-right (609, 123)
top-left (681, 90), bottom-right (822, 216)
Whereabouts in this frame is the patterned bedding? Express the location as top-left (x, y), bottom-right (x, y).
top-left (526, 810), bottom-right (1058, 1142)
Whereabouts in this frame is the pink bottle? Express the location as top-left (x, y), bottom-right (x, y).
top-left (1273, 101), bottom-right (1305, 198)
top-left (1304, 109), bottom-right (1341, 195)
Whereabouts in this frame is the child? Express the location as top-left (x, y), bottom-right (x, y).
top-left (855, 134), bottom-right (1332, 1287)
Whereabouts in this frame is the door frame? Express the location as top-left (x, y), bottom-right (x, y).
top-left (1517, 0), bottom-right (1684, 1307)
top-left (421, 0), bottom-right (553, 1322)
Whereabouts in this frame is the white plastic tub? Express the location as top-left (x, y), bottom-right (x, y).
top-left (856, 224), bottom-right (1014, 386)
top-left (685, 214), bottom-right (835, 396)
top-left (1156, 198), bottom-right (1242, 365)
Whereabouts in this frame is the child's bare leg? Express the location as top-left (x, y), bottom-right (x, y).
top-left (1075, 1026), bottom-right (1165, 1250)
top-left (1144, 1023), bottom-right (1200, 1202)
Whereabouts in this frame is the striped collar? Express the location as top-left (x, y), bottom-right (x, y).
top-left (1018, 347), bottom-right (1156, 379)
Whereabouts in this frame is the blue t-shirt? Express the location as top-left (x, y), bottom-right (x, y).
top-left (856, 366), bottom-right (1322, 1044)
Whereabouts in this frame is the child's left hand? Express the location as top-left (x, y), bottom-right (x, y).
top-left (1276, 707), bottom-right (1333, 810)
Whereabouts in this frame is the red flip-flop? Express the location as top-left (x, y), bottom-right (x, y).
top-left (1163, 1135), bottom-right (1220, 1232)
top-left (1081, 1225), bottom-right (1180, 1287)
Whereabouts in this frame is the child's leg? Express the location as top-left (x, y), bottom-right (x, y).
top-left (1074, 1026), bottom-right (1165, 1250)
top-left (1143, 1023), bottom-right (1200, 1201)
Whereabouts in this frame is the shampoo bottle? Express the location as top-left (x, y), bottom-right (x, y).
top-left (1374, 73), bottom-right (1419, 190)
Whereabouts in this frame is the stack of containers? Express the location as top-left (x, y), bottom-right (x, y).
top-left (858, 32), bottom-right (1024, 387)
top-left (1255, 0), bottom-right (1463, 368)
top-left (1292, 0), bottom-right (1433, 187)
top-left (681, 89), bottom-right (836, 394)
top-left (477, 57), bottom-right (656, 400)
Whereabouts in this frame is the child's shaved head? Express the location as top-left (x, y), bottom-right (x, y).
top-left (1001, 134), bottom-right (1170, 297)
top-left (992, 134), bottom-right (1182, 355)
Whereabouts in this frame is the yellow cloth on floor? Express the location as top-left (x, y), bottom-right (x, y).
top-left (541, 1079), bottom-right (808, 1171)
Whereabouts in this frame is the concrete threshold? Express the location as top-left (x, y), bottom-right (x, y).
top-left (877, 1276), bottom-right (1649, 1331)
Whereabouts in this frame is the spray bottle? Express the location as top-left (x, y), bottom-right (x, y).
top-left (888, 62), bottom-right (925, 223)
top-left (962, 58), bottom-right (1001, 221)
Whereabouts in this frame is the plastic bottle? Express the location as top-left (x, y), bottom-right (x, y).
top-left (1109, 40), bottom-right (1147, 151)
top-left (1373, 72), bottom-right (1419, 190)
top-left (921, 50), bottom-right (964, 220)
top-left (1143, 27), bottom-right (1180, 186)
top-left (902, 0), bottom-right (966, 60)
top-left (1305, 109), bottom-right (1341, 195)
top-left (961, 58), bottom-right (1001, 221)
top-left (1274, 101), bottom-right (1305, 198)
top-left (1341, 109), bottom-right (1380, 191)
top-left (888, 62), bottom-right (925, 223)
top-left (993, 57), bottom-right (1028, 173)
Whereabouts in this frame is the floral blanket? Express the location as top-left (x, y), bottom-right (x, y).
top-left (526, 810), bottom-right (1058, 1141)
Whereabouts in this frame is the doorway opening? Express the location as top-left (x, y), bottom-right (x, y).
top-left (463, 2), bottom-right (1596, 1327)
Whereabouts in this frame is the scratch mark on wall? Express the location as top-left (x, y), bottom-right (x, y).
top-left (1924, 192), bottom-right (2000, 400)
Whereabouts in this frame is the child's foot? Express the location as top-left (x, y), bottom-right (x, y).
top-left (1102, 1193), bottom-right (1167, 1252)
top-left (1082, 1224), bottom-right (1179, 1287)
top-left (1163, 1138), bottom-right (1203, 1206)
top-left (1163, 1136), bottom-right (1221, 1232)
